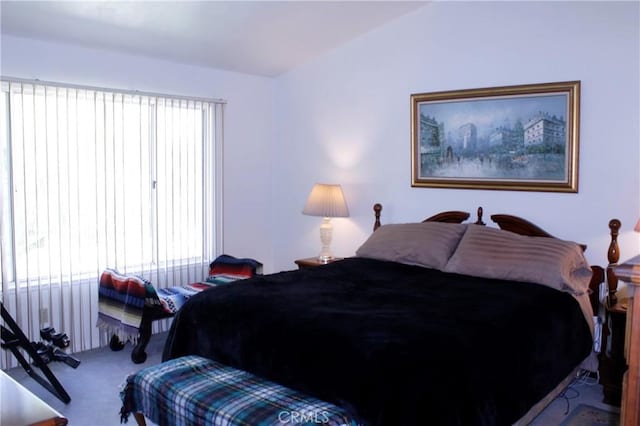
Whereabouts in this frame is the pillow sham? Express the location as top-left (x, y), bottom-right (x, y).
top-left (443, 225), bottom-right (592, 295)
top-left (355, 222), bottom-right (467, 270)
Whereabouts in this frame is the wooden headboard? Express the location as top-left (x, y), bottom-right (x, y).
top-left (373, 204), bottom-right (481, 231)
top-left (373, 204), bottom-right (575, 237)
top-left (371, 203), bottom-right (605, 314)
top-left (491, 213), bottom-right (588, 252)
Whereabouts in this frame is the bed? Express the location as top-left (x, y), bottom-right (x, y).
top-left (160, 205), bottom-right (604, 426)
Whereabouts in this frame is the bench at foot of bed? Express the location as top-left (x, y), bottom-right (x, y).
top-left (98, 255), bottom-right (263, 364)
top-left (120, 355), bottom-right (358, 426)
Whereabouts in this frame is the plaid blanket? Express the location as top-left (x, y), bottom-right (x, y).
top-left (120, 355), bottom-right (359, 426)
top-left (97, 269), bottom-right (162, 344)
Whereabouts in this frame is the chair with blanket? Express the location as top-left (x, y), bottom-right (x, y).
top-left (97, 255), bottom-right (262, 363)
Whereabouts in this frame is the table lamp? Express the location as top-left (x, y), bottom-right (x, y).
top-left (302, 183), bottom-right (349, 262)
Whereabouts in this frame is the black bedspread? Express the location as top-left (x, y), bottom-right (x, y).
top-left (163, 258), bottom-right (592, 426)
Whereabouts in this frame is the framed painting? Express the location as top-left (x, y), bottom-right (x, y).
top-left (411, 81), bottom-right (580, 192)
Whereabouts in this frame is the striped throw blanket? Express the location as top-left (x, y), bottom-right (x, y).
top-left (97, 256), bottom-right (262, 344)
top-left (207, 254), bottom-right (263, 282)
top-left (155, 283), bottom-right (212, 314)
top-left (120, 355), bottom-right (359, 426)
top-left (97, 269), bottom-right (162, 344)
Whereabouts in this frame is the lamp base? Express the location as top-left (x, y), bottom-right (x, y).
top-left (318, 218), bottom-right (334, 262)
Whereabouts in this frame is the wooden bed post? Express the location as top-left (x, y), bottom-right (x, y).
top-left (373, 203), bottom-right (382, 231)
top-left (474, 207), bottom-right (486, 225)
top-left (607, 219), bottom-right (621, 306)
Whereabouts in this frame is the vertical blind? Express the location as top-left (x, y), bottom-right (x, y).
top-left (0, 79), bottom-right (224, 366)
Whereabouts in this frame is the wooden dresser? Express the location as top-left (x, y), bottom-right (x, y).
top-left (614, 255), bottom-right (640, 426)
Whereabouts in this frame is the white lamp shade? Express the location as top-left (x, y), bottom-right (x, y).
top-left (302, 184), bottom-right (349, 218)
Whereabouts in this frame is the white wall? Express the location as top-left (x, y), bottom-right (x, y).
top-left (273, 1), bottom-right (640, 271)
top-left (1, 35), bottom-right (276, 271)
top-left (3, 1), bottom-right (639, 274)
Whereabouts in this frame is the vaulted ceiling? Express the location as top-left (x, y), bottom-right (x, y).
top-left (1, 1), bottom-right (427, 77)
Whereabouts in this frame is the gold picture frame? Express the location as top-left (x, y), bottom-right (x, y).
top-left (411, 81), bottom-right (580, 192)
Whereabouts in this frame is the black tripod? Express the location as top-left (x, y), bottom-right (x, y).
top-left (0, 302), bottom-right (71, 403)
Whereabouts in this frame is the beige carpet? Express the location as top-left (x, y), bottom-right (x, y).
top-left (5, 334), bottom-right (622, 426)
top-left (559, 403), bottom-right (619, 426)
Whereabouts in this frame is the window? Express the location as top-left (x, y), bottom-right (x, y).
top-left (0, 79), bottom-right (224, 288)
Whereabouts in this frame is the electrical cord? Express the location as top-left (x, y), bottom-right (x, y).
top-left (554, 369), bottom-right (599, 416)
top-left (573, 368), bottom-right (599, 387)
top-left (556, 384), bottom-right (581, 415)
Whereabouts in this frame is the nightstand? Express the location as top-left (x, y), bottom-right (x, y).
top-left (599, 299), bottom-right (628, 406)
top-left (294, 257), bottom-right (342, 269)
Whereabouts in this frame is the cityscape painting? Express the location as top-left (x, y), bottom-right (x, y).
top-left (411, 81), bottom-right (580, 192)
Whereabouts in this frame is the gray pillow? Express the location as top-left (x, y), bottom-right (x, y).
top-left (444, 225), bottom-right (592, 294)
top-left (356, 222), bottom-right (467, 270)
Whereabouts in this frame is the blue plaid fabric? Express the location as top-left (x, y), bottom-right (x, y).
top-left (121, 355), bottom-right (359, 426)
